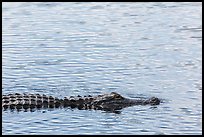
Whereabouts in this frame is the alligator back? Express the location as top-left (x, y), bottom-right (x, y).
top-left (2, 93), bottom-right (99, 111)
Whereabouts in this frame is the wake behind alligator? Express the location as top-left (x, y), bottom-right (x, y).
top-left (2, 92), bottom-right (160, 112)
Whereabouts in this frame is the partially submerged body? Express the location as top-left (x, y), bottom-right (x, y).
top-left (2, 92), bottom-right (160, 112)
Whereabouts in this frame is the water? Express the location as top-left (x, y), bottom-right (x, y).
top-left (2, 2), bottom-right (202, 135)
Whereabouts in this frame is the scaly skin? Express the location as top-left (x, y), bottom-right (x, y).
top-left (2, 92), bottom-right (160, 112)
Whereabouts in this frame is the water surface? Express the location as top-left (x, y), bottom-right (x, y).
top-left (2, 2), bottom-right (202, 135)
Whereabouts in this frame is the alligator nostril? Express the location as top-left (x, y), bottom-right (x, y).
top-left (150, 97), bottom-right (160, 105)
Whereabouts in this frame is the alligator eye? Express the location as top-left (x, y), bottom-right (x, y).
top-left (114, 95), bottom-right (122, 99)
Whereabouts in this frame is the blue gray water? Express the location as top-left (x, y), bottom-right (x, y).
top-left (2, 2), bottom-right (202, 135)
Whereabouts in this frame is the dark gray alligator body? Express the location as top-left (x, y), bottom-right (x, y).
top-left (2, 92), bottom-right (160, 112)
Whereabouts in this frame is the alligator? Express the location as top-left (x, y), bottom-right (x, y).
top-left (2, 92), bottom-right (160, 113)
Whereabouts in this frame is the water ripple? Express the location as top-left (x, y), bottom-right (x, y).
top-left (2, 2), bottom-right (202, 135)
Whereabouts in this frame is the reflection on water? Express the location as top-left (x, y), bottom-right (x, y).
top-left (2, 2), bottom-right (202, 135)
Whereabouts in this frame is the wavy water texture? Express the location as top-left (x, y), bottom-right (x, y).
top-left (2, 2), bottom-right (202, 135)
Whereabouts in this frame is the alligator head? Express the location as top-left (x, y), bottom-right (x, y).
top-left (91, 92), bottom-right (160, 111)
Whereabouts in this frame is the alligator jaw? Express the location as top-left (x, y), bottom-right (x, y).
top-left (95, 97), bottom-right (161, 111)
top-left (128, 97), bottom-right (161, 106)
